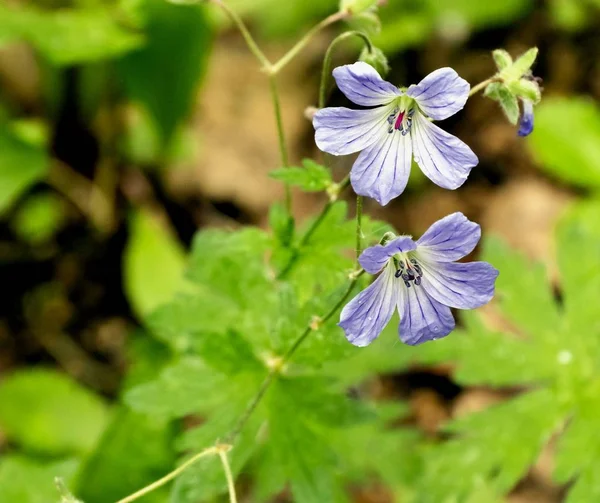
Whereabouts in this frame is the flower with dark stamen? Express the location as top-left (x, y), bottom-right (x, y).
top-left (339, 212), bottom-right (498, 346)
top-left (313, 62), bottom-right (478, 205)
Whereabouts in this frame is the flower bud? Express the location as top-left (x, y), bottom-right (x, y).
top-left (359, 46), bottom-right (389, 77)
top-left (347, 11), bottom-right (382, 36)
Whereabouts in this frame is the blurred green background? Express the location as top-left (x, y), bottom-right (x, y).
top-left (1, 0), bottom-right (600, 502)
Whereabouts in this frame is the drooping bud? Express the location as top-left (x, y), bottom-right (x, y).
top-left (359, 46), bottom-right (389, 77)
top-left (347, 11), bottom-right (382, 36)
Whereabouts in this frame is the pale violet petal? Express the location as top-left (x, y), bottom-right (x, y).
top-left (333, 62), bottom-right (401, 107)
top-left (518, 99), bottom-right (534, 137)
top-left (350, 128), bottom-right (412, 206)
top-left (339, 265), bottom-right (398, 347)
top-left (411, 111), bottom-right (478, 190)
top-left (398, 284), bottom-right (455, 345)
top-left (420, 260), bottom-right (499, 310)
top-left (359, 236), bottom-right (417, 274)
top-left (313, 106), bottom-right (389, 156)
top-left (416, 212), bottom-right (481, 262)
top-left (406, 67), bottom-right (470, 120)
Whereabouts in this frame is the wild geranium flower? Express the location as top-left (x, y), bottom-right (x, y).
top-left (313, 62), bottom-right (478, 206)
top-left (339, 213), bottom-right (498, 346)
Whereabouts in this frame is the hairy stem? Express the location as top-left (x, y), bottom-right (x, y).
top-left (269, 10), bottom-right (349, 75)
top-left (319, 31), bottom-right (374, 109)
top-left (355, 195), bottom-right (363, 262)
top-left (276, 176), bottom-right (351, 280)
top-left (115, 446), bottom-right (221, 503)
top-left (218, 449), bottom-right (238, 503)
top-left (208, 0), bottom-right (271, 68)
top-left (268, 74), bottom-right (292, 211)
top-left (469, 76), bottom-right (499, 97)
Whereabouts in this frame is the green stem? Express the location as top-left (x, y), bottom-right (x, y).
top-left (469, 77), bottom-right (499, 97)
top-left (268, 74), bottom-right (292, 211)
top-left (269, 10), bottom-right (349, 75)
top-left (209, 0), bottom-right (271, 68)
top-left (115, 446), bottom-right (221, 503)
top-left (218, 449), bottom-right (238, 503)
top-left (319, 31), bottom-right (374, 109)
top-left (355, 195), bottom-right (363, 262)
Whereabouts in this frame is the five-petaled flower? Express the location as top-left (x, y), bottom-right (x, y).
top-left (339, 212), bottom-right (499, 346)
top-left (313, 62), bottom-right (478, 206)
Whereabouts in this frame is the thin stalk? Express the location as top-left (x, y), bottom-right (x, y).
top-left (319, 31), bottom-right (374, 109)
top-left (355, 195), bottom-right (363, 262)
top-left (115, 447), bottom-right (220, 503)
top-left (469, 77), bottom-right (499, 97)
top-left (269, 10), bottom-right (349, 75)
top-left (209, 0), bottom-right (271, 68)
top-left (218, 450), bottom-right (238, 503)
top-left (268, 74), bottom-right (291, 211)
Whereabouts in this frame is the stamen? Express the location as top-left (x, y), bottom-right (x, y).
top-left (395, 256), bottom-right (423, 287)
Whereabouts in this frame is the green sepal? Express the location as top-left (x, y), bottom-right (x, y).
top-left (502, 47), bottom-right (538, 81)
top-left (485, 82), bottom-right (520, 125)
top-left (506, 78), bottom-right (542, 104)
top-left (492, 49), bottom-right (513, 71)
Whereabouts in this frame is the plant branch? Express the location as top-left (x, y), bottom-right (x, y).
top-left (469, 76), bottom-right (499, 97)
top-left (269, 10), bottom-right (350, 75)
top-left (319, 30), bottom-right (374, 109)
top-left (268, 74), bottom-right (292, 211)
top-left (115, 446), bottom-right (221, 503)
top-left (207, 0), bottom-right (271, 68)
top-left (218, 448), bottom-right (238, 503)
top-left (355, 195), bottom-right (363, 262)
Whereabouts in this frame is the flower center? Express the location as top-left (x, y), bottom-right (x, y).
top-left (387, 107), bottom-right (414, 135)
top-left (394, 256), bottom-right (423, 288)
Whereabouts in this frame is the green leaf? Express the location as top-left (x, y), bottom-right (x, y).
top-left (125, 357), bottom-right (227, 419)
top-left (556, 200), bottom-right (600, 332)
top-left (0, 129), bottom-right (49, 215)
top-left (123, 208), bottom-right (189, 320)
top-left (529, 97), bottom-right (600, 188)
top-left (0, 456), bottom-right (79, 503)
top-left (0, 368), bottom-right (109, 455)
top-left (482, 237), bottom-right (561, 340)
top-left (269, 201), bottom-right (295, 247)
top-left (266, 379), bottom-right (345, 503)
top-left (76, 408), bottom-right (175, 503)
top-left (192, 329), bottom-right (264, 375)
top-left (415, 390), bottom-right (565, 503)
top-left (0, 5), bottom-right (143, 65)
top-left (270, 160), bottom-right (333, 192)
top-left (118, 0), bottom-right (213, 146)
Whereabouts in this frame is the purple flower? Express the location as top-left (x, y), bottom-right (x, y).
top-left (339, 213), bottom-right (498, 346)
top-left (313, 62), bottom-right (478, 206)
top-left (517, 99), bottom-right (534, 137)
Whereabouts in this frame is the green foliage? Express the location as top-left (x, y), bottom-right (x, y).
top-left (0, 129), bottom-right (49, 215)
top-left (408, 200), bottom-right (600, 501)
top-left (0, 369), bottom-right (110, 456)
top-left (123, 209), bottom-right (189, 320)
top-left (375, 0), bottom-right (533, 52)
top-left (270, 160), bottom-right (333, 192)
top-left (117, 0), bottom-right (213, 146)
top-left (0, 456), bottom-right (79, 503)
top-left (529, 97), bottom-right (600, 188)
top-left (0, 4), bottom-right (143, 65)
top-left (11, 192), bottom-right (65, 244)
top-left (76, 408), bottom-right (175, 503)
